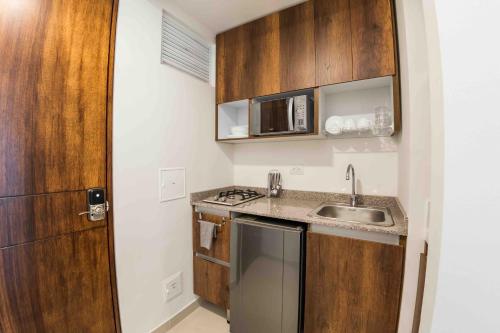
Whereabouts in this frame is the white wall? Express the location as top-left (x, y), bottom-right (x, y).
top-left (113, 1), bottom-right (233, 332)
top-left (420, 1), bottom-right (500, 332)
top-left (395, 0), bottom-right (432, 331)
top-left (233, 138), bottom-right (398, 195)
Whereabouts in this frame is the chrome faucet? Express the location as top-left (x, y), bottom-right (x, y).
top-left (345, 164), bottom-right (359, 207)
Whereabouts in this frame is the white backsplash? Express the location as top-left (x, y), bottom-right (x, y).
top-left (232, 137), bottom-right (399, 196)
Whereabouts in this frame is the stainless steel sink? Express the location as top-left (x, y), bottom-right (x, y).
top-left (309, 203), bottom-right (395, 227)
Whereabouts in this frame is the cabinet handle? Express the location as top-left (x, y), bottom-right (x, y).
top-left (195, 253), bottom-right (230, 267)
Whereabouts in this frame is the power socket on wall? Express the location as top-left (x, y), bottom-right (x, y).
top-left (162, 272), bottom-right (183, 303)
top-left (290, 166), bottom-right (305, 175)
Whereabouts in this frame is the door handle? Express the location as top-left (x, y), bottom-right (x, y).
top-left (78, 202), bottom-right (110, 216)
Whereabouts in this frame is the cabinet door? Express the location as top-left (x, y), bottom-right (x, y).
top-left (193, 257), bottom-right (229, 309)
top-left (350, 0), bottom-right (396, 80)
top-left (246, 14), bottom-right (281, 98)
top-left (314, 0), bottom-right (353, 86)
top-left (304, 232), bottom-right (404, 333)
top-left (279, 1), bottom-right (316, 92)
top-left (193, 212), bottom-right (231, 263)
top-left (216, 14), bottom-right (280, 103)
top-left (216, 27), bottom-right (251, 103)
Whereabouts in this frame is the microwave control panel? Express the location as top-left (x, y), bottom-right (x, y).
top-left (294, 95), bottom-right (307, 131)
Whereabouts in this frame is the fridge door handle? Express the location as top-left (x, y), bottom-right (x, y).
top-left (233, 218), bottom-right (303, 232)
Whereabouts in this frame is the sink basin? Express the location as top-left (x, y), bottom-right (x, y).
top-left (309, 203), bottom-right (394, 227)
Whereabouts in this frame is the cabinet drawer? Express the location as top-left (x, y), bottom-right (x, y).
top-left (193, 256), bottom-right (229, 309)
top-left (193, 212), bottom-right (231, 263)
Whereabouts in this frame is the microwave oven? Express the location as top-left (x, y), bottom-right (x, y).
top-left (251, 92), bottom-right (314, 136)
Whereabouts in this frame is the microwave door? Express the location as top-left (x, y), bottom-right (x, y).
top-left (287, 98), bottom-right (294, 131)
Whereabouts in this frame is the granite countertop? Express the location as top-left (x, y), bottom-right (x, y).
top-left (191, 186), bottom-right (408, 236)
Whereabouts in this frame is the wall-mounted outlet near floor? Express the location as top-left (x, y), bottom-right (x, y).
top-left (162, 272), bottom-right (183, 303)
top-left (290, 166), bottom-right (304, 176)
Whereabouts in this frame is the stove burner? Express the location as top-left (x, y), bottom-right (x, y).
top-left (216, 189), bottom-right (260, 201)
top-left (205, 188), bottom-right (265, 206)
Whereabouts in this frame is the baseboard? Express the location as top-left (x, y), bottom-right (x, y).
top-left (150, 298), bottom-right (201, 333)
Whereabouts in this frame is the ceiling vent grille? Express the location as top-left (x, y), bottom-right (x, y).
top-left (161, 10), bottom-right (210, 82)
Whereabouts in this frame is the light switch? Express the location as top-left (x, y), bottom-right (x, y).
top-left (159, 168), bottom-right (186, 202)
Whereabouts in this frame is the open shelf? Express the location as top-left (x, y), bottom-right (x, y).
top-left (318, 76), bottom-right (398, 139)
top-left (217, 99), bottom-right (249, 140)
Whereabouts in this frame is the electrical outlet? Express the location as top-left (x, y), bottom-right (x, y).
top-left (162, 272), bottom-right (183, 303)
top-left (290, 166), bottom-right (304, 175)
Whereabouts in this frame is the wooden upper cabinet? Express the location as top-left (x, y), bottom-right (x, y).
top-left (216, 27), bottom-right (250, 103)
top-left (314, 0), bottom-right (353, 86)
top-left (350, 0), bottom-right (396, 80)
top-left (246, 14), bottom-right (281, 98)
top-left (304, 232), bottom-right (404, 333)
top-left (216, 2), bottom-right (316, 103)
top-left (279, 1), bottom-right (316, 92)
top-left (216, 14), bottom-right (280, 103)
top-left (216, 0), bottom-right (397, 103)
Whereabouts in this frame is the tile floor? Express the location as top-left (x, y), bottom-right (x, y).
top-left (169, 303), bottom-right (229, 333)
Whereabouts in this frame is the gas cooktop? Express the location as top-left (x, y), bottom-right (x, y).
top-left (202, 189), bottom-right (265, 206)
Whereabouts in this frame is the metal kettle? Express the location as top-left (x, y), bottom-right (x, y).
top-left (267, 170), bottom-right (282, 198)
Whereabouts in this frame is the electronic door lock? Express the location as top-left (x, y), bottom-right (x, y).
top-left (78, 188), bottom-right (108, 221)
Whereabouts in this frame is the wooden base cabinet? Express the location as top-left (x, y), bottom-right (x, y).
top-left (304, 232), bottom-right (404, 333)
top-left (192, 210), bottom-right (231, 310)
top-left (193, 256), bottom-right (229, 309)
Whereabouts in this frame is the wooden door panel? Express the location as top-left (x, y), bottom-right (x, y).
top-left (0, 191), bottom-right (106, 248)
top-left (216, 15), bottom-right (280, 103)
top-left (0, 0), bottom-right (47, 197)
top-left (315, 0), bottom-right (353, 85)
top-left (304, 233), bottom-right (404, 333)
top-left (193, 212), bottom-right (231, 263)
top-left (193, 257), bottom-right (229, 309)
top-left (0, 227), bottom-right (115, 332)
top-left (350, 0), bottom-right (396, 80)
top-left (279, 1), bottom-right (316, 92)
top-left (216, 26), bottom-right (252, 103)
top-left (33, 0), bottom-right (112, 193)
top-left (246, 14), bottom-right (280, 98)
top-left (0, 0), bottom-right (112, 196)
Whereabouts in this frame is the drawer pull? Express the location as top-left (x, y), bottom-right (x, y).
top-left (196, 252), bottom-right (230, 267)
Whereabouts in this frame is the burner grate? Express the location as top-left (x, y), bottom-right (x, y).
top-left (204, 188), bottom-right (265, 206)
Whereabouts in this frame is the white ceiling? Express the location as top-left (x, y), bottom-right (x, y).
top-left (170, 0), bottom-right (305, 34)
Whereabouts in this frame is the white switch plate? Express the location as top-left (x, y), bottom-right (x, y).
top-left (162, 272), bottom-right (183, 303)
top-left (290, 166), bottom-right (304, 175)
top-left (159, 168), bottom-right (186, 202)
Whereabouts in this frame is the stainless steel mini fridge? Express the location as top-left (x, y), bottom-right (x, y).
top-left (230, 215), bottom-right (305, 333)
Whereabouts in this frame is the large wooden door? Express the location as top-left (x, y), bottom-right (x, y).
top-left (0, 0), bottom-right (118, 332)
